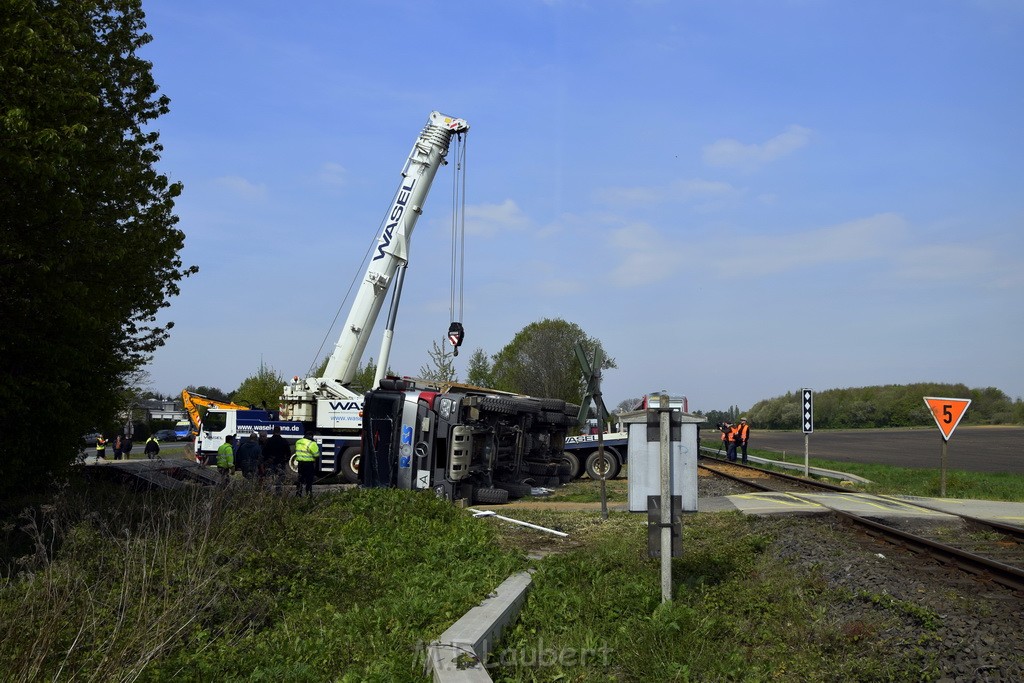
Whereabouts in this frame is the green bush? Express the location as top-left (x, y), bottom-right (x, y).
top-left (0, 483), bottom-right (526, 681)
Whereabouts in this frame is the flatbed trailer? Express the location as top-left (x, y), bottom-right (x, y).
top-left (562, 431), bottom-right (629, 480)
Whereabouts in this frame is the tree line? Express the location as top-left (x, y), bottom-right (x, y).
top-left (742, 383), bottom-right (1024, 430)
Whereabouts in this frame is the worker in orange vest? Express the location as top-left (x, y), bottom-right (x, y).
top-left (736, 417), bottom-right (750, 464)
top-left (720, 422), bottom-right (738, 462)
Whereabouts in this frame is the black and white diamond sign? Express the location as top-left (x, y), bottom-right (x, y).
top-left (801, 389), bottom-right (813, 434)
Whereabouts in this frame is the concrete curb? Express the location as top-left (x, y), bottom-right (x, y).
top-left (427, 570), bottom-right (533, 682)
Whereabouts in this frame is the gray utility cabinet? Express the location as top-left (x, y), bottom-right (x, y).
top-left (620, 409), bottom-right (703, 513)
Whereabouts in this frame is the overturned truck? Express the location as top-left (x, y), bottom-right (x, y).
top-left (361, 379), bottom-right (579, 505)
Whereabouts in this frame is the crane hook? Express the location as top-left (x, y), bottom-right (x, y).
top-left (447, 322), bottom-right (465, 357)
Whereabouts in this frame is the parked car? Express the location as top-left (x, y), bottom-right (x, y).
top-left (152, 429), bottom-right (178, 442)
top-left (81, 432), bottom-right (102, 444)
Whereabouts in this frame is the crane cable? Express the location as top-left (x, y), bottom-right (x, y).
top-left (447, 132), bottom-right (467, 356)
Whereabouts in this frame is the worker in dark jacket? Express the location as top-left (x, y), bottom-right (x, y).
top-left (263, 425), bottom-right (292, 495)
top-left (144, 435), bottom-right (160, 459)
top-left (235, 432), bottom-right (262, 480)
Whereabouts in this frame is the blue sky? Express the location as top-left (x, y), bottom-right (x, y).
top-left (141, 0), bottom-right (1024, 413)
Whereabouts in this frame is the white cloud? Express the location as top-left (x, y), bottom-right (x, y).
top-left (598, 178), bottom-right (741, 207)
top-left (317, 162), bottom-right (347, 188)
top-left (703, 125), bottom-right (813, 172)
top-left (213, 175), bottom-right (267, 200)
top-left (607, 223), bottom-right (686, 286)
top-left (712, 213), bottom-right (906, 276)
top-left (464, 199), bottom-right (530, 236)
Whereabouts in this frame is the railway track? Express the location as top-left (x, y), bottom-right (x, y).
top-left (699, 455), bottom-right (1024, 593)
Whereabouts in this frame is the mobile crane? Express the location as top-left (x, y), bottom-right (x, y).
top-left (197, 111), bottom-right (470, 481)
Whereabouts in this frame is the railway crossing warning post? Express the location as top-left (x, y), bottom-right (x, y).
top-left (923, 396), bottom-right (972, 497)
top-left (621, 395), bottom-right (701, 603)
top-left (801, 389), bottom-right (813, 476)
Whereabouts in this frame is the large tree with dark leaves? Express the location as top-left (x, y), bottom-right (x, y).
top-left (0, 0), bottom-right (193, 494)
top-left (490, 318), bottom-right (616, 404)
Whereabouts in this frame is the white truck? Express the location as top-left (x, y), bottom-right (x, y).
top-left (197, 111), bottom-right (470, 480)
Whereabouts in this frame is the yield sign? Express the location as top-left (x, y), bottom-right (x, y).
top-left (923, 397), bottom-right (972, 441)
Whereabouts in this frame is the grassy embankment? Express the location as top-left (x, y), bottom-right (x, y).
top-left (4, 450), bottom-right (1022, 681)
top-left (0, 481), bottom-right (524, 681)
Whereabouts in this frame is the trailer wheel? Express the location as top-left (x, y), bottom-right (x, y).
top-left (339, 447), bottom-right (360, 484)
top-left (585, 450), bottom-right (621, 480)
top-left (561, 452), bottom-right (582, 479)
top-left (473, 487), bottom-right (509, 504)
top-left (288, 453), bottom-right (298, 474)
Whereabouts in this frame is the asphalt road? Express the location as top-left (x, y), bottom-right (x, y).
top-left (746, 426), bottom-right (1023, 474)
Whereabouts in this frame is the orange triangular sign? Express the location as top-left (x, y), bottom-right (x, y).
top-left (923, 397), bottom-right (971, 441)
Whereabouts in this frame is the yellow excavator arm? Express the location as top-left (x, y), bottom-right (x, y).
top-left (180, 390), bottom-right (248, 436)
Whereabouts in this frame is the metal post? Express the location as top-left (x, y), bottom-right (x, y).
top-left (597, 394), bottom-right (608, 520)
top-left (659, 394), bottom-right (672, 603)
top-left (803, 434), bottom-right (809, 477)
top-left (940, 438), bottom-right (948, 497)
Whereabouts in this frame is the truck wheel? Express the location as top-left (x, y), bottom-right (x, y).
top-left (288, 453), bottom-right (298, 474)
top-left (539, 398), bottom-right (566, 411)
top-left (495, 481), bottom-right (533, 498)
top-left (339, 447), bottom-right (360, 484)
top-left (473, 487), bottom-right (509, 504)
top-left (585, 450), bottom-right (621, 480)
top-left (478, 397), bottom-right (515, 415)
top-left (561, 452), bottom-right (582, 479)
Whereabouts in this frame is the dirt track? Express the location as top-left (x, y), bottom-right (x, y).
top-left (747, 426), bottom-right (1023, 474)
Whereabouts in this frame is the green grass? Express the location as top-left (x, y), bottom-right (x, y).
top-left (4, 447), bottom-right (1021, 682)
top-left (542, 475), bottom-right (628, 503)
top-left (486, 511), bottom-right (937, 682)
top-left (0, 481), bottom-right (526, 682)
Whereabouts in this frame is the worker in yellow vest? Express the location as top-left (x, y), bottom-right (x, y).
top-left (95, 435), bottom-right (108, 460)
top-left (217, 435), bottom-right (236, 487)
top-left (294, 430), bottom-right (320, 497)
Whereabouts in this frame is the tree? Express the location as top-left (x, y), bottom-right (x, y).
top-left (231, 363), bottom-right (286, 409)
top-left (464, 347), bottom-right (493, 387)
top-left (615, 398), bottom-right (641, 414)
top-left (490, 318), bottom-right (616, 403)
top-left (418, 338), bottom-right (457, 384)
top-left (0, 1), bottom-right (194, 494)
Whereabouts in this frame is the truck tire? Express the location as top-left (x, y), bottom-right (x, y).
top-left (495, 481), bottom-right (533, 498)
top-left (339, 447), bottom-right (360, 484)
top-left (481, 396), bottom-right (531, 415)
top-left (539, 398), bottom-right (566, 411)
top-left (585, 450), bottom-right (621, 480)
top-left (288, 453), bottom-right (298, 475)
top-left (473, 487), bottom-right (509, 505)
top-left (525, 462), bottom-right (554, 476)
top-left (561, 452), bottom-right (582, 479)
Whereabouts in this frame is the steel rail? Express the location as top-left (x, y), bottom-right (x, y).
top-left (699, 460), bottom-right (1024, 593)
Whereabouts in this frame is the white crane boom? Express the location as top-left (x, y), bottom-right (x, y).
top-left (280, 111), bottom-right (469, 424)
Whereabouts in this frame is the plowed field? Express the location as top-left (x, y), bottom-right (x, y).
top-left (748, 426), bottom-right (1023, 474)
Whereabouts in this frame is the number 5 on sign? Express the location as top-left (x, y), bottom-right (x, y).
top-left (923, 397), bottom-right (971, 442)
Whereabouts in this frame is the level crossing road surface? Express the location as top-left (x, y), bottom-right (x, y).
top-left (748, 426), bottom-right (1023, 474)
